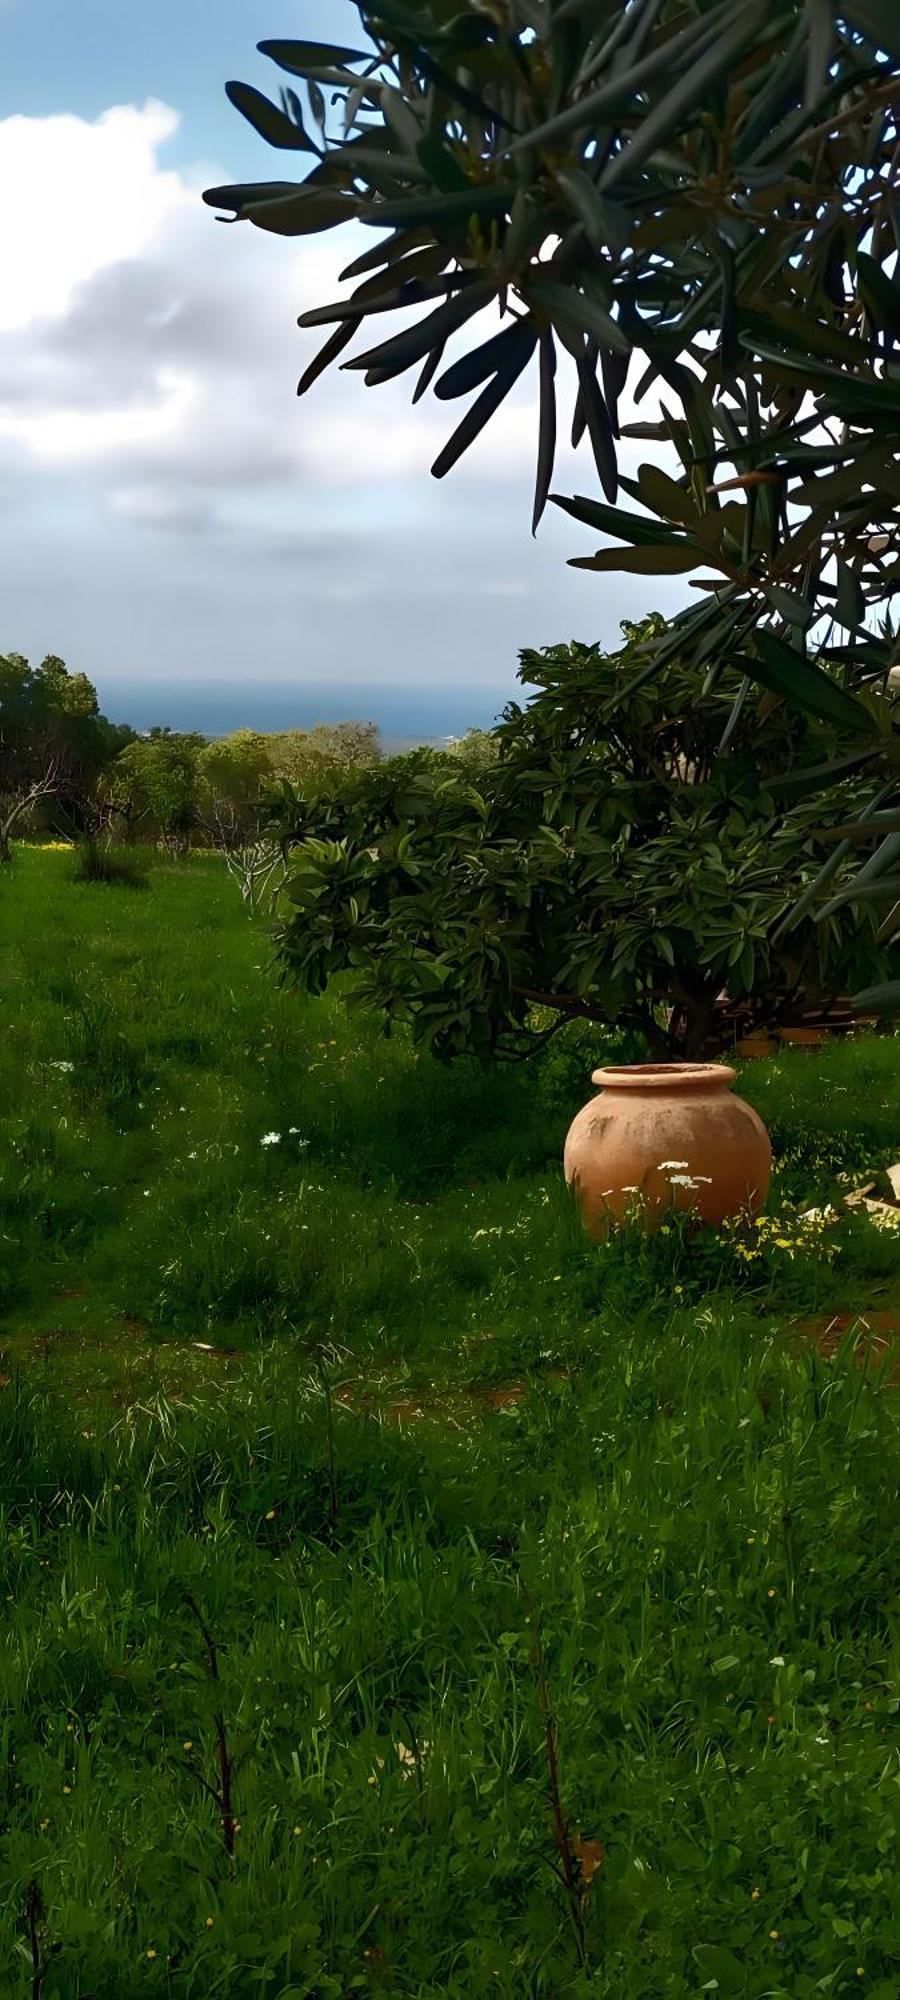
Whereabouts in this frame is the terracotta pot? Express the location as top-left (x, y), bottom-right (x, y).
top-left (564, 1062), bottom-right (772, 1237)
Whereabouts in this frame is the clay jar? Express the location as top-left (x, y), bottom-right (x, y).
top-left (564, 1062), bottom-right (772, 1237)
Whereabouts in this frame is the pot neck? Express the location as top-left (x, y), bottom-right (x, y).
top-left (592, 1062), bottom-right (736, 1094)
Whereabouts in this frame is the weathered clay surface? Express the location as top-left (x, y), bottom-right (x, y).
top-left (564, 1062), bottom-right (772, 1236)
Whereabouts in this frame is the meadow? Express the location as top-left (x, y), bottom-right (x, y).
top-left (0, 846), bottom-right (897, 1998)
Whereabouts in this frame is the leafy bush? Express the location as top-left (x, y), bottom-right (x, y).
top-left (273, 621), bottom-right (890, 1058)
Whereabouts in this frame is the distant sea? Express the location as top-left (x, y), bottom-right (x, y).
top-left (96, 680), bottom-right (516, 750)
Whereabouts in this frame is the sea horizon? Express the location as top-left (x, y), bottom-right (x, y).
top-left (95, 677), bottom-right (517, 748)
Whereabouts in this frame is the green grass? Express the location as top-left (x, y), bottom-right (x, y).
top-left (0, 846), bottom-right (898, 1997)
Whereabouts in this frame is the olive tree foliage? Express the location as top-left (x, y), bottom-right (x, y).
top-left (208, 0), bottom-right (900, 1002)
top-left (268, 619), bottom-right (890, 1060)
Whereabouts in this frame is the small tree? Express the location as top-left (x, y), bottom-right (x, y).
top-left (0, 761), bottom-right (61, 864)
top-left (272, 621), bottom-right (891, 1059)
top-left (198, 730), bottom-right (273, 850)
top-left (0, 652), bottom-right (129, 858)
top-left (105, 735), bottom-right (205, 852)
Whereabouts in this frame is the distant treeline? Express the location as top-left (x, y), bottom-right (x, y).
top-left (0, 651), bottom-right (496, 856)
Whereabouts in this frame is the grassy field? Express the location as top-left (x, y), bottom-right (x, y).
top-left (0, 846), bottom-right (898, 1997)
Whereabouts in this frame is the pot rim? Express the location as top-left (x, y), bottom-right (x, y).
top-left (591, 1061), bottom-right (737, 1092)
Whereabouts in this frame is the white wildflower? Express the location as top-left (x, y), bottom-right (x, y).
top-left (260, 1132), bottom-right (281, 1147)
top-left (659, 1160), bottom-right (689, 1170)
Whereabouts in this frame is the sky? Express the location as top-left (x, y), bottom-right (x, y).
top-left (0, 0), bottom-right (686, 735)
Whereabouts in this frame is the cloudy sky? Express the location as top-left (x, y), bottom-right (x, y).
top-left (1, 0), bottom-right (686, 733)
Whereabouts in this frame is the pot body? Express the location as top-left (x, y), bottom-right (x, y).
top-left (564, 1062), bottom-right (772, 1237)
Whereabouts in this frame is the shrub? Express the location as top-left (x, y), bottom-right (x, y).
top-left (272, 622), bottom-right (891, 1059)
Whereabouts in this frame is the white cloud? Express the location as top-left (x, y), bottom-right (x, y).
top-left (0, 99), bottom-right (544, 515)
top-left (0, 370), bottom-right (194, 460)
top-left (0, 100), bottom-right (657, 517)
top-left (0, 102), bottom-right (185, 332)
top-left (0, 97), bottom-right (688, 701)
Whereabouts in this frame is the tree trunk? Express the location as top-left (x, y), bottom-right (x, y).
top-left (682, 996), bottom-right (716, 1060)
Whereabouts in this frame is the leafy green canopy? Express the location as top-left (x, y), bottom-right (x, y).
top-left (271, 621), bottom-right (891, 1059)
top-left (0, 652), bottom-right (133, 820)
top-left (209, 4), bottom-right (898, 726)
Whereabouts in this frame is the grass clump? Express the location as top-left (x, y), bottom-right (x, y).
top-left (71, 840), bottom-right (149, 889)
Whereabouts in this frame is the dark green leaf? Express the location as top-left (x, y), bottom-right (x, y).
top-left (717, 675), bottom-right (752, 754)
top-left (692, 1944), bottom-right (745, 1993)
top-left (432, 337), bottom-right (536, 480)
top-left (762, 583), bottom-right (813, 625)
top-left (600, 346), bottom-right (630, 439)
top-left (361, 186), bottom-right (517, 230)
top-left (345, 283), bottom-right (494, 382)
top-left (636, 464), bottom-right (699, 528)
top-left (509, 0), bottom-right (740, 155)
top-left (552, 492), bottom-right (690, 547)
top-left (297, 321), bottom-right (355, 398)
top-left (556, 170), bottom-right (629, 253)
top-left (533, 332), bottom-right (557, 536)
top-left (570, 336), bottom-right (597, 449)
top-left (225, 81), bottom-right (318, 152)
top-left (749, 630), bottom-right (877, 735)
top-left (804, 0), bottom-right (835, 110)
top-left (298, 272), bottom-right (462, 330)
top-left (846, 829), bottom-right (900, 887)
top-left (851, 979), bottom-right (900, 1013)
top-left (740, 305), bottom-right (864, 368)
top-left (522, 275), bottom-right (630, 358)
top-left (599, 6), bottom-right (768, 195)
top-left (435, 318), bottom-right (537, 401)
top-left (203, 181), bottom-right (303, 217)
top-left (814, 811), bottom-right (900, 842)
top-left (841, 1), bottom-right (900, 60)
top-left (821, 875), bottom-right (900, 914)
top-left (769, 748), bottom-right (885, 798)
top-left (258, 40), bottom-right (372, 75)
top-left (244, 190), bottom-right (357, 236)
top-left (835, 559), bottom-right (865, 631)
top-left (876, 898), bottom-right (900, 942)
top-left (569, 544), bottom-right (706, 574)
top-left (576, 355), bottom-right (618, 503)
top-left (307, 77), bottom-right (327, 136)
top-left (340, 228), bottom-right (428, 282)
top-left (416, 134), bottom-right (470, 194)
top-left (856, 250), bottom-right (900, 340)
top-left (413, 343), bottom-right (446, 405)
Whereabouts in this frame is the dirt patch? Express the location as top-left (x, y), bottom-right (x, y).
top-left (794, 1308), bottom-right (900, 1382)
